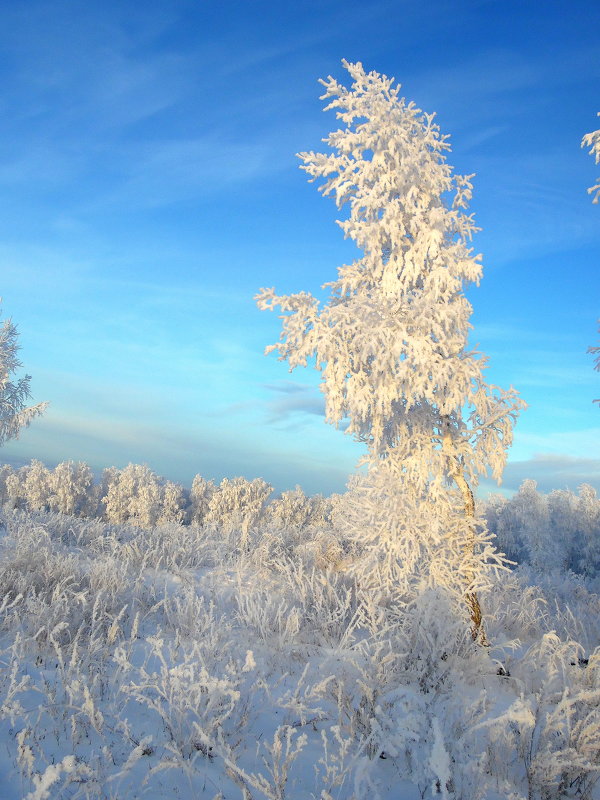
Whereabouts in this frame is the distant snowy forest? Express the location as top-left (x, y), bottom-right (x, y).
top-left (2, 459), bottom-right (600, 581)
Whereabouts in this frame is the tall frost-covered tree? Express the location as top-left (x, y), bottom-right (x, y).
top-left (256, 61), bottom-right (524, 637)
top-left (0, 306), bottom-right (46, 446)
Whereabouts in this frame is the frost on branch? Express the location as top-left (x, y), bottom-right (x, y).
top-left (0, 308), bottom-right (46, 447)
top-left (582, 112), bottom-right (600, 203)
top-left (256, 60), bottom-right (524, 623)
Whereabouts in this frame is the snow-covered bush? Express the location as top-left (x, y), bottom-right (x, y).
top-left (484, 482), bottom-right (600, 580)
top-left (266, 486), bottom-right (331, 532)
top-left (48, 460), bottom-right (97, 517)
top-left (103, 463), bottom-right (162, 527)
top-left (21, 459), bottom-right (52, 512)
top-left (3, 467), bottom-right (26, 509)
top-left (205, 476), bottom-right (273, 550)
top-left (188, 473), bottom-right (216, 526)
top-left (579, 483), bottom-right (600, 576)
top-left (483, 634), bottom-right (600, 800)
top-left (157, 480), bottom-right (187, 525)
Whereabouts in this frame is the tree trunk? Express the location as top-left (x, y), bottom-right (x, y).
top-left (442, 424), bottom-right (488, 645)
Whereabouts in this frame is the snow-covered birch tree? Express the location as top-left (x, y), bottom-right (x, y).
top-left (256, 61), bottom-right (524, 638)
top-left (0, 306), bottom-right (46, 446)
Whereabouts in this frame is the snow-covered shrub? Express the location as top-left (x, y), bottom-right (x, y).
top-left (234, 584), bottom-right (303, 651)
top-left (578, 484), bottom-right (600, 577)
top-left (205, 476), bottom-right (273, 550)
top-left (546, 488), bottom-right (580, 573)
top-left (481, 492), bottom-right (521, 563)
top-left (0, 463), bottom-right (14, 506)
top-left (21, 459), bottom-right (52, 512)
top-left (157, 480), bottom-right (187, 525)
top-left (3, 466), bottom-right (25, 509)
top-left (117, 636), bottom-right (242, 764)
top-left (484, 634), bottom-right (600, 799)
top-left (0, 513), bottom-right (81, 601)
top-left (188, 474), bottom-right (216, 526)
top-left (482, 569), bottom-right (550, 645)
top-left (48, 460), bottom-right (97, 517)
top-left (119, 521), bottom-right (216, 572)
top-left (103, 463), bottom-right (162, 527)
top-left (398, 588), bottom-right (485, 694)
top-left (485, 482), bottom-right (600, 579)
top-left (508, 481), bottom-right (555, 572)
top-left (266, 486), bottom-right (332, 533)
top-left (366, 682), bottom-right (492, 800)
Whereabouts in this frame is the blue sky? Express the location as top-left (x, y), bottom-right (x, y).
top-left (1, 0), bottom-right (599, 496)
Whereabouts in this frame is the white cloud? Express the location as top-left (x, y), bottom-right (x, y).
top-left (514, 427), bottom-right (600, 460)
top-left (263, 381), bottom-right (325, 425)
top-left (498, 453), bottom-right (600, 494)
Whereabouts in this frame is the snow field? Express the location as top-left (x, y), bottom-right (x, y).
top-left (0, 508), bottom-right (600, 799)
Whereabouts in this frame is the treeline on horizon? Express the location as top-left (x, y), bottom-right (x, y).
top-left (0, 459), bottom-right (338, 531)
top-left (1, 458), bottom-right (600, 580)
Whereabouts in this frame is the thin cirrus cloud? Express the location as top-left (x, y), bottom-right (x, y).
top-left (97, 137), bottom-right (277, 211)
top-left (499, 453), bottom-right (600, 494)
top-left (263, 381), bottom-right (326, 426)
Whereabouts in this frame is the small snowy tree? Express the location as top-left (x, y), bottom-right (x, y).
top-left (0, 463), bottom-right (13, 506)
top-left (99, 465), bottom-right (120, 520)
top-left (582, 112), bottom-right (600, 204)
top-left (189, 474), bottom-right (216, 526)
top-left (22, 458), bottom-right (51, 512)
top-left (157, 480), bottom-right (187, 525)
top-left (0, 307), bottom-right (46, 446)
top-left (266, 486), bottom-right (314, 531)
top-left (577, 483), bottom-right (600, 577)
top-left (103, 463), bottom-right (161, 527)
top-left (205, 476), bottom-right (273, 550)
top-left (256, 61), bottom-right (524, 637)
top-left (48, 460), bottom-right (96, 517)
top-left (4, 465), bottom-right (25, 509)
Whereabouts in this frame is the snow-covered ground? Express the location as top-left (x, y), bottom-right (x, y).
top-left (1, 507), bottom-right (599, 799)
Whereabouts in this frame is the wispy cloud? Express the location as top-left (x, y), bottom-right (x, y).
top-left (514, 427), bottom-right (600, 459)
top-left (263, 380), bottom-right (325, 425)
top-left (1, 404), bottom-right (354, 495)
top-left (498, 453), bottom-right (600, 494)
top-left (95, 137), bottom-right (277, 210)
